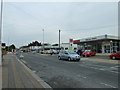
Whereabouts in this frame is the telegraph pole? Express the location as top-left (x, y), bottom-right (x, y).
top-left (0, 0), bottom-right (3, 66)
top-left (42, 29), bottom-right (44, 50)
top-left (59, 30), bottom-right (61, 50)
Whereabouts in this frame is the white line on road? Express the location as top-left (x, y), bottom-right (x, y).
top-left (108, 70), bottom-right (118, 74)
top-left (79, 65), bottom-right (118, 74)
top-left (110, 66), bottom-right (119, 68)
top-left (99, 68), bottom-right (105, 71)
top-left (100, 83), bottom-right (117, 88)
top-left (88, 64), bottom-right (108, 68)
top-left (77, 75), bottom-right (87, 79)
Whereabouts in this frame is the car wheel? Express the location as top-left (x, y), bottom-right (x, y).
top-left (68, 57), bottom-right (71, 61)
top-left (58, 56), bottom-right (61, 60)
top-left (112, 56), bottom-right (116, 60)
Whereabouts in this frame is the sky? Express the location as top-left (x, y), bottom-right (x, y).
top-left (1, 1), bottom-right (118, 48)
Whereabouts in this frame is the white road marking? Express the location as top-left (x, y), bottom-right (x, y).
top-left (89, 64), bottom-right (108, 68)
top-left (109, 71), bottom-right (118, 74)
top-left (110, 66), bottom-right (119, 68)
top-left (32, 71), bottom-right (36, 73)
top-left (100, 83), bottom-right (117, 88)
top-left (77, 75), bottom-right (87, 79)
top-left (79, 65), bottom-right (118, 73)
top-left (99, 68), bottom-right (105, 71)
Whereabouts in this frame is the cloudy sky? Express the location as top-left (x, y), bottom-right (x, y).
top-left (1, 1), bottom-right (118, 47)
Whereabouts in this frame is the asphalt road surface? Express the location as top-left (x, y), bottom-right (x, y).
top-left (17, 53), bottom-right (119, 88)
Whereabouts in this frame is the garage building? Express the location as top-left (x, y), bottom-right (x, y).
top-left (74, 35), bottom-right (120, 53)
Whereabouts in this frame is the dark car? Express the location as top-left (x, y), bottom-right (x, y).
top-left (109, 51), bottom-right (120, 60)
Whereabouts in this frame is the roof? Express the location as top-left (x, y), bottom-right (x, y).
top-left (79, 35), bottom-right (119, 42)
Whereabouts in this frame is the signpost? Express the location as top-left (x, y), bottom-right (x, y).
top-left (0, 0), bottom-right (3, 66)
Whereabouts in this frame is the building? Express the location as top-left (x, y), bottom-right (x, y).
top-left (60, 41), bottom-right (78, 50)
top-left (73, 35), bottom-right (120, 53)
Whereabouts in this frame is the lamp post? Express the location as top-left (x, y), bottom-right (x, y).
top-left (110, 40), bottom-right (113, 53)
top-left (0, 0), bottom-right (3, 66)
top-left (59, 30), bottom-right (61, 51)
top-left (42, 29), bottom-right (44, 50)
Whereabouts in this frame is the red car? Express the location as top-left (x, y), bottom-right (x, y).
top-left (82, 49), bottom-right (96, 57)
top-left (109, 51), bottom-right (120, 60)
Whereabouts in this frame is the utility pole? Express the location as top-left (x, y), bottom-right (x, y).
top-left (42, 29), bottom-right (44, 50)
top-left (59, 30), bottom-right (61, 50)
top-left (0, 0), bottom-right (3, 66)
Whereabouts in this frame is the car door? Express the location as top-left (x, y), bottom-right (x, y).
top-left (64, 51), bottom-right (69, 59)
top-left (60, 51), bottom-right (64, 59)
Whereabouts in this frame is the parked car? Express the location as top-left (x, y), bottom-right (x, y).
top-left (32, 51), bottom-right (36, 54)
top-left (58, 50), bottom-right (80, 61)
top-left (40, 50), bottom-right (45, 54)
top-left (45, 50), bottom-right (52, 54)
top-left (15, 51), bottom-right (20, 55)
top-left (19, 54), bottom-right (24, 59)
top-left (109, 51), bottom-right (120, 60)
top-left (52, 50), bottom-right (59, 54)
top-left (82, 49), bottom-right (96, 57)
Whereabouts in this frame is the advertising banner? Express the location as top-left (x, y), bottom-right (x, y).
top-left (69, 39), bottom-right (73, 50)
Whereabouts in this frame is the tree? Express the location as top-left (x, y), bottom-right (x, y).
top-left (28, 41), bottom-right (42, 46)
top-left (6, 44), bottom-right (16, 52)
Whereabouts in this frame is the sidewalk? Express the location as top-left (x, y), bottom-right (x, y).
top-left (96, 53), bottom-right (111, 56)
top-left (0, 66), bottom-right (2, 90)
top-left (82, 53), bottom-right (119, 64)
top-left (2, 54), bottom-right (52, 89)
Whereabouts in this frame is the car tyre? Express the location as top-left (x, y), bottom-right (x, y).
top-left (112, 56), bottom-right (116, 60)
top-left (58, 56), bottom-right (61, 60)
top-left (68, 57), bottom-right (71, 61)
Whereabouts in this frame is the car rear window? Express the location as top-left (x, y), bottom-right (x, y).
top-left (117, 51), bottom-right (120, 53)
top-left (85, 50), bottom-right (91, 52)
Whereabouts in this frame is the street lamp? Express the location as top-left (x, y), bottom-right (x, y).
top-left (0, 0), bottom-right (3, 66)
top-left (42, 29), bottom-right (44, 50)
top-left (59, 30), bottom-right (61, 51)
top-left (110, 40), bottom-right (113, 53)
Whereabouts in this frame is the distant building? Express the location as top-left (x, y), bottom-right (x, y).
top-left (74, 35), bottom-right (120, 53)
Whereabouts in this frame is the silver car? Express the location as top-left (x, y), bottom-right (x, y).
top-left (58, 50), bottom-right (80, 61)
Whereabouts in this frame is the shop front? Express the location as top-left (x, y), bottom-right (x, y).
top-left (74, 35), bottom-right (120, 53)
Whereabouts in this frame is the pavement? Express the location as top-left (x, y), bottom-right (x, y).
top-left (2, 54), bottom-right (52, 89)
top-left (0, 66), bottom-right (2, 90)
top-left (81, 54), bottom-right (120, 64)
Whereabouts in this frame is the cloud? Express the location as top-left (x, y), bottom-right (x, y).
top-left (2, 2), bottom-right (118, 47)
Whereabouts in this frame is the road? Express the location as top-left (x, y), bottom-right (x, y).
top-left (17, 53), bottom-right (119, 88)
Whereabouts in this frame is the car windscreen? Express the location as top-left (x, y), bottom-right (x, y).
top-left (117, 51), bottom-right (120, 53)
top-left (68, 51), bottom-right (76, 54)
